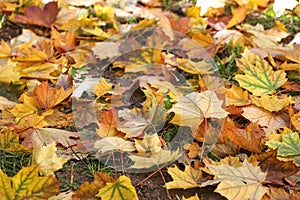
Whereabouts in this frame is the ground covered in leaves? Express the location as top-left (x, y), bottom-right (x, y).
top-left (0, 0), bottom-right (300, 199)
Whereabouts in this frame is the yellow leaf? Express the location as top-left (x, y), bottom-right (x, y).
top-left (202, 159), bottom-right (268, 200)
top-left (166, 164), bottom-right (202, 189)
top-left (0, 40), bottom-right (11, 58)
top-left (94, 137), bottom-right (136, 154)
top-left (176, 58), bottom-right (216, 75)
top-left (32, 142), bottom-right (69, 176)
top-left (131, 18), bottom-right (157, 30)
top-left (135, 133), bottom-right (162, 153)
top-left (235, 49), bottom-right (287, 96)
top-left (225, 84), bottom-right (251, 106)
top-left (0, 165), bottom-right (60, 199)
top-left (226, 6), bottom-right (247, 29)
top-left (250, 95), bottom-right (292, 112)
top-left (129, 149), bottom-right (180, 169)
top-left (242, 105), bottom-right (289, 134)
top-left (93, 77), bottom-right (113, 97)
top-left (0, 129), bottom-right (30, 153)
top-left (0, 60), bottom-right (21, 83)
top-left (96, 175), bottom-right (138, 200)
top-left (168, 90), bottom-right (227, 132)
top-left (0, 168), bottom-right (13, 199)
top-left (182, 194), bottom-right (200, 200)
top-left (291, 111), bottom-right (300, 130)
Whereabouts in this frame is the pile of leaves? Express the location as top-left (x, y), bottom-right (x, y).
top-left (0, 0), bottom-right (299, 199)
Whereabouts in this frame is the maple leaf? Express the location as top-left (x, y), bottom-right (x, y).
top-left (202, 159), bottom-right (269, 200)
top-left (96, 175), bottom-right (138, 200)
top-left (72, 172), bottom-right (116, 200)
top-left (134, 133), bottom-right (162, 154)
top-left (34, 82), bottom-right (74, 110)
top-left (166, 164), bottom-right (202, 189)
top-left (0, 40), bottom-right (11, 58)
top-left (226, 6), bottom-right (247, 28)
top-left (225, 84), bottom-right (251, 106)
top-left (168, 90), bottom-right (227, 132)
top-left (0, 129), bottom-right (30, 153)
top-left (0, 165), bottom-right (60, 199)
top-left (94, 137), bottom-right (136, 154)
top-left (32, 142), bottom-right (69, 176)
top-left (14, 2), bottom-right (60, 28)
top-left (242, 105), bottom-right (289, 134)
top-left (96, 108), bottom-right (124, 138)
top-left (263, 186), bottom-right (300, 200)
top-left (182, 194), bottom-right (200, 200)
top-left (51, 27), bottom-right (77, 53)
top-left (235, 49), bottom-right (287, 96)
top-left (0, 60), bottom-right (21, 84)
top-left (255, 150), bottom-right (298, 184)
top-left (196, 0), bottom-right (226, 16)
top-left (250, 95), bottom-right (292, 112)
top-left (292, 111), bottom-right (300, 130)
top-left (183, 142), bottom-right (201, 158)
top-left (93, 77), bottom-right (113, 97)
top-left (266, 132), bottom-right (300, 156)
top-left (128, 149), bottom-right (180, 169)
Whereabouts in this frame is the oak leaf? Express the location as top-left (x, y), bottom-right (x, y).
top-left (168, 90), bottom-right (227, 132)
top-left (0, 165), bottom-right (60, 199)
top-left (14, 2), bottom-right (60, 28)
top-left (235, 49), bottom-right (287, 96)
top-left (96, 175), bottom-right (138, 200)
top-left (32, 142), bottom-right (69, 176)
top-left (202, 159), bottom-right (269, 200)
top-left (166, 164), bottom-right (203, 189)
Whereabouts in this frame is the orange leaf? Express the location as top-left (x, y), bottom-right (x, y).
top-left (226, 6), bottom-right (247, 29)
top-left (34, 82), bottom-right (73, 110)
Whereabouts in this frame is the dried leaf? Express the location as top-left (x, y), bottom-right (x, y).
top-left (266, 132), bottom-right (300, 156)
top-left (225, 84), bottom-right (251, 106)
top-left (166, 164), bottom-right (202, 189)
top-left (202, 159), bottom-right (268, 200)
top-left (94, 137), bottom-right (136, 154)
top-left (32, 142), bottom-right (69, 176)
top-left (93, 78), bottom-right (113, 97)
top-left (96, 108), bottom-right (123, 138)
top-left (226, 6), bottom-right (247, 28)
top-left (250, 95), bottom-right (292, 112)
top-left (168, 90), bottom-right (227, 132)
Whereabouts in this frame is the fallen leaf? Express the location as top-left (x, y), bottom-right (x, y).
top-left (93, 77), bottom-right (113, 97)
top-left (0, 129), bottom-right (30, 153)
top-left (0, 165), bottom-right (60, 199)
top-left (226, 6), bottom-right (247, 28)
top-left (96, 108), bottom-right (124, 138)
top-left (96, 175), bottom-right (138, 200)
top-left (225, 84), bottom-right (251, 106)
top-left (196, 0), bottom-right (226, 16)
top-left (168, 90), bottom-right (227, 132)
top-left (32, 142), bottom-right (69, 176)
top-left (129, 149), bottom-right (180, 169)
top-left (250, 95), bottom-right (292, 112)
top-left (182, 194), bottom-right (200, 200)
top-left (291, 111), bottom-right (300, 130)
top-left (262, 186), bottom-right (300, 200)
top-left (0, 40), bottom-right (11, 58)
top-left (266, 132), bottom-right (300, 156)
top-left (202, 159), bottom-right (269, 200)
top-left (235, 49), bottom-right (287, 96)
top-left (166, 164), bottom-right (202, 189)
top-left (242, 105), bottom-right (290, 134)
top-left (14, 2), bottom-right (60, 28)
top-left (73, 172), bottom-right (116, 200)
top-left (255, 150), bottom-right (298, 184)
top-left (135, 133), bottom-right (162, 153)
top-left (184, 142), bottom-right (201, 158)
top-left (94, 137), bottom-right (136, 154)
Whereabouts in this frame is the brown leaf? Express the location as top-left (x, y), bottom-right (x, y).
top-left (72, 172), bottom-right (117, 200)
top-left (256, 150), bottom-right (298, 184)
top-left (262, 186), bottom-right (300, 200)
top-left (14, 2), bottom-right (60, 28)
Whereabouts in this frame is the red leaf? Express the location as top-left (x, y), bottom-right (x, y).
top-left (14, 2), bottom-right (59, 28)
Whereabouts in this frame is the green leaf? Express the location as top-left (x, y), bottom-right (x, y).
top-left (266, 132), bottom-right (300, 156)
top-left (235, 49), bottom-right (287, 96)
top-left (96, 175), bottom-right (138, 200)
